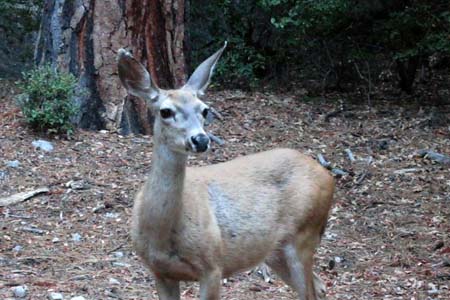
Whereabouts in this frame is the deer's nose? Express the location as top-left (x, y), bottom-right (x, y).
top-left (191, 134), bottom-right (210, 152)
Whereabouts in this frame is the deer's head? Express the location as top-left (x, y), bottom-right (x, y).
top-left (117, 43), bottom-right (226, 154)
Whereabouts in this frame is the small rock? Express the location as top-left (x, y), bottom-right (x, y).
top-left (324, 232), bottom-right (338, 241)
top-left (109, 277), bottom-right (121, 285)
top-left (328, 259), bottom-right (336, 270)
top-left (65, 180), bottom-right (90, 190)
top-left (48, 292), bottom-right (64, 300)
top-left (113, 251), bottom-right (124, 258)
top-left (334, 256), bottom-right (343, 263)
top-left (105, 212), bottom-right (120, 219)
top-left (32, 140), bottom-right (54, 152)
top-left (433, 240), bottom-right (444, 251)
top-left (52, 237), bottom-right (60, 243)
top-left (70, 296), bottom-right (86, 300)
top-left (0, 170), bottom-right (9, 181)
top-left (12, 285), bottom-right (27, 298)
top-left (70, 274), bottom-right (92, 281)
top-left (6, 160), bottom-right (20, 168)
top-left (428, 282), bottom-right (439, 295)
top-left (92, 204), bottom-right (106, 213)
top-left (71, 233), bottom-right (82, 242)
top-left (112, 261), bottom-right (130, 268)
top-left (13, 245), bottom-right (23, 252)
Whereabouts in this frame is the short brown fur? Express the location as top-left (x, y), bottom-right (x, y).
top-left (118, 46), bottom-right (334, 300)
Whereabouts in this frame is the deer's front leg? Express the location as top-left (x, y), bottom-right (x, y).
top-left (199, 268), bottom-right (222, 300)
top-left (155, 277), bottom-right (180, 300)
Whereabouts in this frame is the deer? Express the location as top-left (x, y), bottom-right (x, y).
top-left (117, 43), bottom-right (335, 300)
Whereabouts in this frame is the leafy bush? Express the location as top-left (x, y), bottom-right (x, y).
top-left (17, 65), bottom-right (79, 135)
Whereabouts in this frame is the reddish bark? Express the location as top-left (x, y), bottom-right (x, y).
top-left (36, 0), bottom-right (187, 134)
top-left (128, 0), bottom-right (186, 89)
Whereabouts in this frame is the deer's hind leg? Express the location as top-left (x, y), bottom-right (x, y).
top-left (265, 238), bottom-right (325, 300)
top-left (154, 277), bottom-right (180, 300)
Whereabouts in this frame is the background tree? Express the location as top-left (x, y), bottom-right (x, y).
top-left (34, 0), bottom-right (187, 134)
top-left (189, 0), bottom-right (450, 95)
top-left (3, 0), bottom-right (449, 134)
top-left (0, 0), bottom-right (41, 77)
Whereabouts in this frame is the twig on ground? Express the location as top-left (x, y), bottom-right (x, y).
top-left (318, 154), bottom-right (349, 177)
top-left (317, 154), bottom-right (331, 168)
top-left (331, 168), bottom-right (349, 176)
top-left (21, 227), bottom-right (45, 235)
top-left (0, 187), bottom-right (49, 207)
top-left (208, 133), bottom-right (225, 146)
top-left (354, 156), bottom-right (373, 185)
top-left (107, 242), bottom-right (127, 254)
top-left (210, 107), bottom-right (223, 121)
top-left (416, 149), bottom-right (450, 164)
top-left (394, 168), bottom-right (420, 175)
top-left (345, 148), bottom-right (356, 162)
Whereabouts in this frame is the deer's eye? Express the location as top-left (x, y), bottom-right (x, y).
top-left (160, 108), bottom-right (174, 119)
top-left (202, 108), bottom-right (209, 119)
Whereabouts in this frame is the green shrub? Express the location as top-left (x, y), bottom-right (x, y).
top-left (17, 65), bottom-right (79, 135)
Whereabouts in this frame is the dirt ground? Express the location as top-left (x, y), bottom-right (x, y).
top-left (1, 86), bottom-right (449, 300)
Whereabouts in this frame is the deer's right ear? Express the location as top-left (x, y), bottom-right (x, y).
top-left (117, 49), bottom-right (159, 102)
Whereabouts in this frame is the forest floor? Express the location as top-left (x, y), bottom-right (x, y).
top-left (1, 83), bottom-right (449, 300)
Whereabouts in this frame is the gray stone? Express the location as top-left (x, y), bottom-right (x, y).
top-left (71, 233), bottom-right (82, 242)
top-left (48, 292), bottom-right (64, 300)
top-left (70, 296), bottom-right (86, 300)
top-left (32, 140), bottom-right (54, 152)
top-left (0, 170), bottom-right (9, 181)
top-left (112, 261), bottom-right (130, 268)
top-left (12, 285), bottom-right (27, 298)
top-left (105, 212), bottom-right (120, 219)
top-left (6, 160), bottom-right (20, 168)
top-left (13, 245), bottom-right (23, 252)
top-left (112, 251), bottom-right (124, 258)
top-left (109, 277), bottom-right (120, 285)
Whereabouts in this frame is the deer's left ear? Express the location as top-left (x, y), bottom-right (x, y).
top-left (183, 42), bottom-right (227, 96)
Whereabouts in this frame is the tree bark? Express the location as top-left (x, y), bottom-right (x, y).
top-left (35, 0), bottom-right (186, 134)
top-left (396, 56), bottom-right (419, 94)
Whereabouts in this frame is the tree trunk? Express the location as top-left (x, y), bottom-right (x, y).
top-left (35, 0), bottom-right (186, 134)
top-left (396, 56), bottom-right (419, 94)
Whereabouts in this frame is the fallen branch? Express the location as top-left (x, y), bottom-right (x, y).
top-left (21, 227), bottom-right (45, 235)
top-left (344, 148), bottom-right (356, 162)
top-left (210, 107), bottom-right (223, 121)
top-left (394, 168), bottom-right (420, 175)
top-left (317, 154), bottom-right (331, 168)
top-left (208, 133), bottom-right (225, 146)
top-left (354, 156), bottom-right (373, 185)
top-left (205, 106), bottom-right (223, 125)
top-left (331, 168), bottom-right (349, 176)
top-left (317, 154), bottom-right (349, 177)
top-left (417, 149), bottom-right (450, 164)
top-left (0, 187), bottom-right (49, 207)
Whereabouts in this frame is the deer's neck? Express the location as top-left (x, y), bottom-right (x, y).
top-left (141, 142), bottom-right (187, 244)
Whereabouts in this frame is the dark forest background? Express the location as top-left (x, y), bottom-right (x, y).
top-left (1, 0), bottom-right (449, 133)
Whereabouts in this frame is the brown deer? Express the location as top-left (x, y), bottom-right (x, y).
top-left (117, 43), bottom-right (334, 300)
